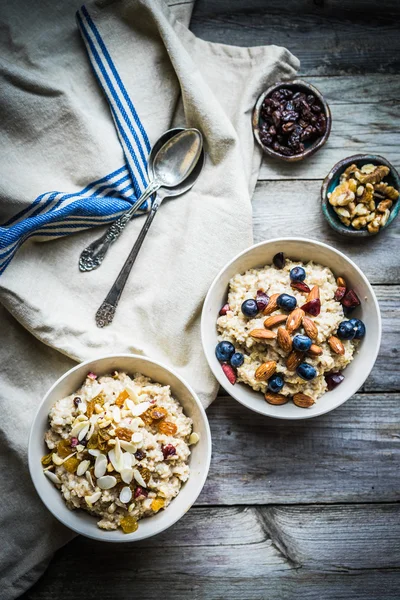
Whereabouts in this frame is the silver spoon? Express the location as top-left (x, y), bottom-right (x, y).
top-left (79, 127), bottom-right (204, 272)
top-left (95, 128), bottom-right (203, 327)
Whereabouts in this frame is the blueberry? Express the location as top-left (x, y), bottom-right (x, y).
top-left (292, 334), bottom-right (312, 352)
top-left (277, 293), bottom-right (297, 311)
top-left (241, 299), bottom-right (259, 318)
top-left (296, 362), bottom-right (317, 381)
top-left (268, 373), bottom-right (284, 393)
top-left (349, 318), bottom-right (366, 339)
top-left (337, 320), bottom-right (356, 340)
top-left (230, 352), bottom-right (244, 368)
top-left (290, 266), bottom-right (306, 282)
top-left (215, 341), bottom-right (235, 362)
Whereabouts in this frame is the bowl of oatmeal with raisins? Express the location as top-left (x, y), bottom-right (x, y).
top-left (29, 354), bottom-right (211, 541)
top-left (253, 80), bottom-right (331, 162)
top-left (201, 238), bottom-right (381, 419)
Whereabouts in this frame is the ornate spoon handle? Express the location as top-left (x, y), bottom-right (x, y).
top-left (95, 199), bottom-right (162, 327)
top-left (79, 180), bottom-right (160, 272)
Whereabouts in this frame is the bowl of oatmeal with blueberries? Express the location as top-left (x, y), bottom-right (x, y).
top-left (201, 238), bottom-right (381, 419)
top-left (29, 354), bottom-right (211, 541)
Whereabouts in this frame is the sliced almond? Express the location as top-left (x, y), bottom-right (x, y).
top-left (308, 344), bottom-right (323, 356)
top-left (328, 335), bottom-right (345, 355)
top-left (133, 468), bottom-right (147, 488)
top-left (302, 316), bottom-right (318, 340)
top-left (70, 420), bottom-right (90, 439)
top-left (128, 401), bottom-right (152, 417)
top-left (121, 467), bottom-right (134, 484)
top-left (44, 470), bottom-right (61, 485)
top-left (255, 361), bottom-right (277, 381)
top-left (336, 276), bottom-right (346, 288)
top-left (277, 327), bottom-right (292, 353)
top-left (119, 486), bottom-right (132, 504)
top-left (85, 491), bottom-right (102, 505)
top-left (108, 447), bottom-right (124, 473)
top-left (120, 440), bottom-right (136, 453)
top-left (189, 432), bottom-right (200, 445)
top-left (97, 475), bottom-right (117, 490)
top-left (249, 329), bottom-right (277, 340)
top-left (286, 308), bottom-right (305, 334)
top-left (262, 293), bottom-right (280, 315)
top-left (123, 452), bottom-right (135, 468)
top-left (76, 459), bottom-right (91, 477)
top-left (51, 453), bottom-right (64, 466)
top-left (263, 314), bottom-right (287, 329)
top-left (94, 454), bottom-right (107, 478)
top-left (293, 393), bottom-right (315, 408)
top-left (264, 392), bottom-right (289, 405)
top-left (286, 350), bottom-right (304, 371)
top-left (307, 285), bottom-right (320, 301)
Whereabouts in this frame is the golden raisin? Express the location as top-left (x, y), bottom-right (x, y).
top-left (98, 428), bottom-right (111, 441)
top-left (86, 393), bottom-right (104, 417)
top-left (157, 421), bottom-right (177, 436)
top-left (63, 456), bottom-right (80, 474)
top-left (151, 497), bottom-right (165, 513)
top-left (120, 515), bottom-right (139, 534)
top-left (149, 406), bottom-right (168, 420)
top-left (115, 390), bottom-right (129, 407)
top-left (87, 434), bottom-right (99, 449)
top-left (138, 467), bottom-right (151, 485)
top-left (140, 410), bottom-right (154, 426)
top-left (115, 427), bottom-right (133, 442)
top-left (57, 439), bottom-right (72, 458)
top-left (41, 452), bottom-right (53, 466)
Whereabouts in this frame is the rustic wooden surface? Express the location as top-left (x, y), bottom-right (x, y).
top-left (22, 1), bottom-right (400, 599)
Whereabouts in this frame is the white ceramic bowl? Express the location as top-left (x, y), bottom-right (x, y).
top-left (29, 354), bottom-right (212, 541)
top-left (201, 238), bottom-right (381, 420)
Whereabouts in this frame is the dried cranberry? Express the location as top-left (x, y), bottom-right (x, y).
top-left (301, 298), bottom-right (321, 317)
top-left (70, 437), bottom-right (79, 448)
top-left (221, 363), bottom-right (237, 385)
top-left (73, 397), bottom-right (81, 407)
top-left (334, 287), bottom-right (347, 302)
top-left (219, 303), bottom-right (230, 316)
top-left (162, 444), bottom-right (177, 459)
top-left (341, 289), bottom-right (361, 309)
top-left (291, 281), bottom-right (311, 293)
top-left (256, 290), bottom-right (270, 311)
top-left (135, 449), bottom-right (146, 461)
top-left (134, 486), bottom-right (148, 499)
top-left (273, 252), bottom-right (285, 269)
top-left (87, 372), bottom-right (97, 380)
top-left (325, 372), bottom-right (345, 391)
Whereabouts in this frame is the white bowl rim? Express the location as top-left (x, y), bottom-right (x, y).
top-left (28, 353), bottom-right (212, 541)
top-left (201, 236), bottom-right (382, 420)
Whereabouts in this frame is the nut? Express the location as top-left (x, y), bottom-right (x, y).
top-left (293, 393), bottom-right (315, 408)
top-left (277, 327), bottom-right (292, 353)
top-left (302, 316), bottom-right (318, 340)
top-left (367, 218), bottom-right (380, 234)
top-left (380, 208), bottom-right (390, 227)
top-left (265, 392), bottom-right (289, 405)
top-left (353, 203), bottom-right (369, 217)
top-left (307, 285), bottom-right (320, 302)
top-left (336, 276), bottom-right (346, 288)
top-left (328, 335), bottom-right (345, 355)
top-left (249, 329), bottom-right (277, 340)
top-left (286, 308), bottom-right (305, 334)
top-left (355, 165), bottom-right (389, 185)
top-left (377, 199), bottom-right (393, 212)
top-left (255, 361), bottom-right (277, 381)
top-left (352, 216), bottom-right (367, 229)
top-left (308, 344), bottom-right (323, 356)
top-left (263, 293), bottom-right (280, 315)
top-left (286, 350), bottom-right (304, 371)
top-left (263, 314), bottom-right (288, 329)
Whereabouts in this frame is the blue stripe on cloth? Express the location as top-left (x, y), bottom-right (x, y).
top-left (0, 4), bottom-right (152, 274)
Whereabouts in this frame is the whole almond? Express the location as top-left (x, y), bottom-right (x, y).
top-left (307, 285), bottom-right (320, 302)
top-left (308, 344), bottom-right (323, 356)
top-left (336, 276), bottom-right (346, 288)
top-left (263, 314), bottom-right (288, 329)
top-left (255, 361), bottom-right (277, 381)
top-left (265, 392), bottom-right (289, 405)
top-left (263, 293), bottom-right (280, 315)
top-left (328, 335), bottom-right (345, 355)
top-left (286, 350), bottom-right (304, 371)
top-left (286, 308), bottom-right (305, 334)
top-left (277, 327), bottom-right (292, 353)
top-left (302, 316), bottom-right (318, 340)
top-left (293, 393), bottom-right (315, 408)
top-left (250, 329), bottom-right (277, 340)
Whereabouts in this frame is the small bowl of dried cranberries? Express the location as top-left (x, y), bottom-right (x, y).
top-left (253, 80), bottom-right (331, 162)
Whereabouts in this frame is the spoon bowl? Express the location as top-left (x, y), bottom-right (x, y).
top-left (152, 128), bottom-right (203, 188)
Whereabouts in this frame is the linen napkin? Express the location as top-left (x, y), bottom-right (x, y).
top-left (0, 0), bottom-right (299, 596)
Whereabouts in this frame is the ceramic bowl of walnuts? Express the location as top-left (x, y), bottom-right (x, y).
top-left (253, 80), bottom-right (331, 162)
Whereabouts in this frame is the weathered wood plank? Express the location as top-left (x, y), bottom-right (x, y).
top-left (252, 179), bottom-right (400, 285)
top-left (22, 504), bottom-right (400, 600)
top-left (191, 0), bottom-right (400, 75)
top-left (198, 394), bottom-right (400, 505)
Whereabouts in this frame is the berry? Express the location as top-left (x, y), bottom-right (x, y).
top-left (162, 444), bottom-right (177, 459)
top-left (277, 293), bottom-right (297, 311)
top-left (268, 373), bottom-right (284, 393)
top-left (273, 252), bottom-right (285, 269)
top-left (337, 320), bottom-right (356, 340)
top-left (325, 372), bottom-right (344, 391)
top-left (334, 286), bottom-right (346, 302)
top-left (349, 318), bottom-right (366, 339)
top-left (219, 303), bottom-right (230, 316)
top-left (341, 289), bottom-right (361, 309)
top-left (296, 362), bottom-right (317, 381)
top-left (256, 290), bottom-right (270, 312)
top-left (292, 334), bottom-right (312, 352)
top-left (241, 299), bottom-right (259, 317)
top-left (230, 352), bottom-right (244, 368)
top-left (221, 363), bottom-right (237, 385)
top-left (73, 397), bottom-right (81, 407)
top-left (215, 341), bottom-right (235, 362)
top-left (301, 298), bottom-right (321, 317)
top-left (290, 266), bottom-right (306, 282)
top-left (291, 281), bottom-right (311, 293)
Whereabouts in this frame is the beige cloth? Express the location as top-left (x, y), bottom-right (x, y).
top-left (0, 0), bottom-right (299, 596)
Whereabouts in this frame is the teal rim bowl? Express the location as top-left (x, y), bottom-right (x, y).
top-left (321, 154), bottom-right (400, 237)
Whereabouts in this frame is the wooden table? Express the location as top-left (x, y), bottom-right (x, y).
top-left (22, 2), bottom-right (400, 598)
